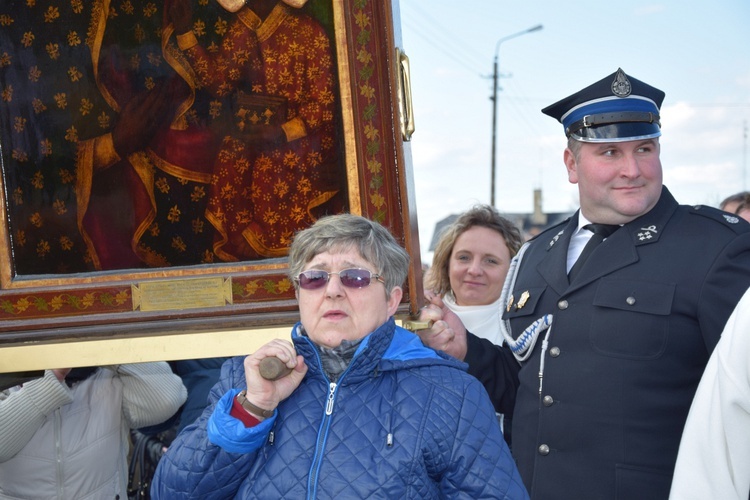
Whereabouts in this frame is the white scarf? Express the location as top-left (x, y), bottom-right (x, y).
top-left (443, 293), bottom-right (504, 346)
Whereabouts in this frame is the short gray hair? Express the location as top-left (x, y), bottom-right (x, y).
top-left (567, 137), bottom-right (582, 160)
top-left (288, 214), bottom-right (410, 293)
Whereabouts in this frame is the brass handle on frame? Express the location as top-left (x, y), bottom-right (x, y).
top-left (396, 48), bottom-right (415, 141)
top-left (401, 319), bottom-right (434, 331)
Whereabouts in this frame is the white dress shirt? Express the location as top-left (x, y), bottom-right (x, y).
top-left (566, 213), bottom-right (595, 273)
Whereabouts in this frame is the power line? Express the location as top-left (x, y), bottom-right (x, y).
top-left (399, 4), bottom-right (486, 76)
top-left (401, 20), bottom-right (483, 76)
top-left (402, 3), bottom-right (488, 70)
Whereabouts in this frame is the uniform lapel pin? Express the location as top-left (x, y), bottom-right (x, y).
top-left (516, 291), bottom-right (530, 310)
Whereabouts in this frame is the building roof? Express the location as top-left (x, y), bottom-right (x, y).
top-left (428, 210), bottom-right (572, 251)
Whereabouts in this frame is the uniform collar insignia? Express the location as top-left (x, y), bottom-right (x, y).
top-left (516, 291), bottom-right (530, 310)
top-left (636, 225), bottom-right (658, 242)
top-left (548, 229), bottom-right (565, 248)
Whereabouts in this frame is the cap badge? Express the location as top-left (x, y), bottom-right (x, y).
top-left (611, 68), bottom-right (632, 98)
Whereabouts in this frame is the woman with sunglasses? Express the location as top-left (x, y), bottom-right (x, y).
top-left (152, 213), bottom-right (528, 499)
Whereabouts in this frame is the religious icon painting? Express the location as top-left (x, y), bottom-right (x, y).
top-left (0, 0), bottom-right (420, 358)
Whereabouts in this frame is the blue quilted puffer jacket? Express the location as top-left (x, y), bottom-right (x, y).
top-left (151, 318), bottom-right (528, 499)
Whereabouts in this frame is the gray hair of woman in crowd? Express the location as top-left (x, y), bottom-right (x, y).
top-left (287, 213), bottom-right (410, 295)
top-left (426, 204), bottom-right (523, 296)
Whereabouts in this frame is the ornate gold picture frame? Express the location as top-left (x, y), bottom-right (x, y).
top-left (0, 0), bottom-right (420, 371)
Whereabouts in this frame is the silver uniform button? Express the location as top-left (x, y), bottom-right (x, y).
top-left (549, 346), bottom-right (560, 357)
top-left (543, 395), bottom-right (554, 407)
top-left (538, 444), bottom-right (550, 456)
top-left (626, 296), bottom-right (636, 305)
top-left (558, 300), bottom-right (569, 310)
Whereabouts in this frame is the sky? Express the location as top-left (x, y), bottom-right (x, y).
top-left (395, 1), bottom-right (750, 263)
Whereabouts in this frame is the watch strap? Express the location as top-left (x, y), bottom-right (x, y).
top-left (236, 390), bottom-right (275, 418)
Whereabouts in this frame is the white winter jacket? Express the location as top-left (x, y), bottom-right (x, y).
top-left (0, 363), bottom-right (186, 499)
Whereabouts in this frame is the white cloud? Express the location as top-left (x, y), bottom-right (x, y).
top-left (634, 4), bottom-right (667, 16)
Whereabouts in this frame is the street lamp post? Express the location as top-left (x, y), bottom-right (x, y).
top-left (490, 24), bottom-right (543, 207)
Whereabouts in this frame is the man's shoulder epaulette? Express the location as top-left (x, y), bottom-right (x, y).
top-left (687, 205), bottom-right (750, 233)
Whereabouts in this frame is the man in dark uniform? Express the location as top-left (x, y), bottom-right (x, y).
top-left (417, 68), bottom-right (750, 499)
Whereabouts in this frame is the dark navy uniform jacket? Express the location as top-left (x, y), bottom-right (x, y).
top-left (465, 187), bottom-right (750, 499)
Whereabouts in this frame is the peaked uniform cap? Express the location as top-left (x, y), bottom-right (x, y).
top-left (542, 68), bottom-right (666, 143)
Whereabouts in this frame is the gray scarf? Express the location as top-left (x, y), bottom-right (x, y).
top-left (316, 338), bottom-right (363, 382)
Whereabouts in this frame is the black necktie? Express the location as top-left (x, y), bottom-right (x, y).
top-left (568, 223), bottom-right (619, 281)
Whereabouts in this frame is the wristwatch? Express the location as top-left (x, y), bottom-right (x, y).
top-left (236, 390), bottom-right (275, 418)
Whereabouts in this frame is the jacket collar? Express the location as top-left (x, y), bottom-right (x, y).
top-left (292, 318), bottom-right (460, 384)
top-left (538, 186), bottom-right (678, 293)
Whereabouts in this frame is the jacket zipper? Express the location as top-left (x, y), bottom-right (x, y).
top-left (307, 381), bottom-right (338, 500)
top-left (55, 408), bottom-right (64, 498)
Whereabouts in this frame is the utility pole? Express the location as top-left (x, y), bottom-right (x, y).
top-left (490, 24), bottom-right (543, 207)
top-left (744, 120), bottom-right (748, 190)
